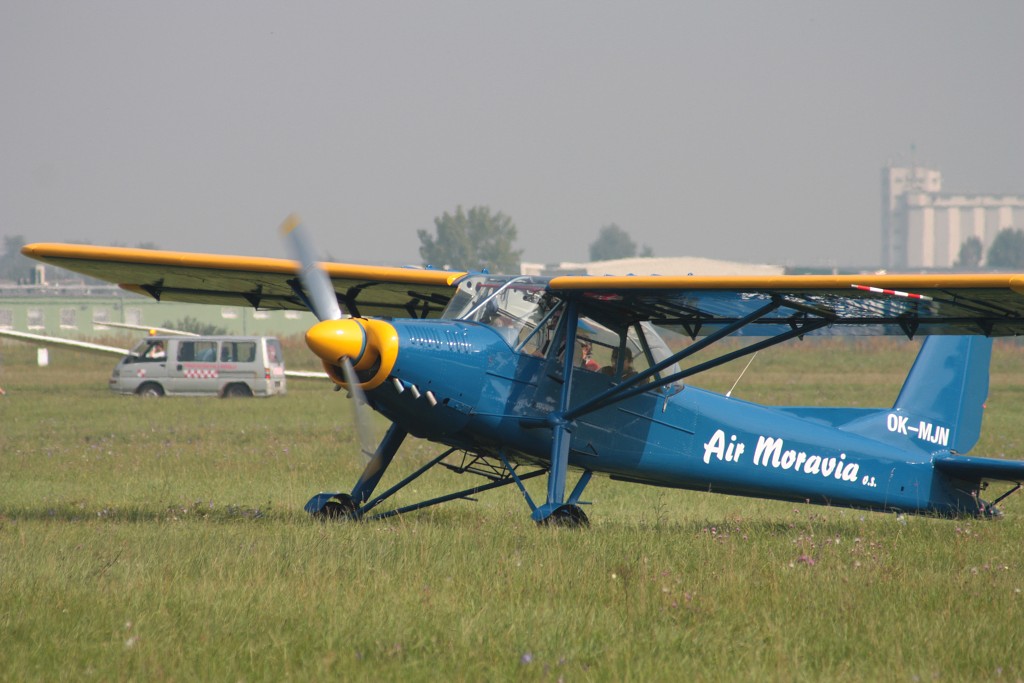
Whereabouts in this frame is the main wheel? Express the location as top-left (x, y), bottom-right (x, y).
top-left (537, 504), bottom-right (590, 528)
top-left (314, 494), bottom-right (359, 521)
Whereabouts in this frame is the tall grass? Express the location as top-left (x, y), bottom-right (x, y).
top-left (1, 338), bottom-right (1023, 681)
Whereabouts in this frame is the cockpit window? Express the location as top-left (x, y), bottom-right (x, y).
top-left (444, 274), bottom-right (683, 390)
top-left (518, 300), bottom-right (563, 356)
top-left (444, 275), bottom-right (555, 349)
top-left (563, 318), bottom-right (684, 390)
top-left (576, 324), bottom-right (649, 381)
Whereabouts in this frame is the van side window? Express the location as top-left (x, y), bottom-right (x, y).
top-left (179, 341), bottom-right (218, 362)
top-left (266, 339), bottom-right (283, 363)
top-left (221, 341), bottom-right (256, 362)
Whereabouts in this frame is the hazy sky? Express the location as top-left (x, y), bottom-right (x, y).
top-left (2, 2), bottom-right (1022, 269)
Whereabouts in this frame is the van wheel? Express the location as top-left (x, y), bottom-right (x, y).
top-left (223, 384), bottom-right (252, 398)
top-left (137, 383), bottom-right (164, 398)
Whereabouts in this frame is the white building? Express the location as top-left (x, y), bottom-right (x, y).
top-left (882, 165), bottom-right (1024, 270)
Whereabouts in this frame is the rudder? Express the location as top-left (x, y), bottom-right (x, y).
top-left (892, 336), bottom-right (991, 454)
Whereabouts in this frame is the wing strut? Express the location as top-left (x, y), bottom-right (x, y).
top-left (567, 298), bottom-right (782, 420)
top-left (567, 298), bottom-right (832, 420)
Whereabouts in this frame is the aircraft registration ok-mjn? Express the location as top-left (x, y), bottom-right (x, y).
top-left (21, 218), bottom-right (1024, 525)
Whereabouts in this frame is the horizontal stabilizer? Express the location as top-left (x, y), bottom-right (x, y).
top-left (934, 455), bottom-right (1024, 483)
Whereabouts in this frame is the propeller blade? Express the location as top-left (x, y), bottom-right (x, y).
top-left (280, 213), bottom-right (343, 322)
top-left (282, 214), bottom-right (391, 471)
top-left (341, 357), bottom-right (379, 462)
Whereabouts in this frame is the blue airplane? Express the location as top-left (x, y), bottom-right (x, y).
top-left (21, 220), bottom-right (1024, 525)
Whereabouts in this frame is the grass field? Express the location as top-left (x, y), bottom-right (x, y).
top-left (2, 337), bottom-right (1023, 681)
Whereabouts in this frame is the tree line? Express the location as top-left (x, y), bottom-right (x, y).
top-left (418, 207), bottom-right (652, 272)
top-left (422, 208), bottom-right (1024, 272)
top-left (955, 229), bottom-right (1024, 269)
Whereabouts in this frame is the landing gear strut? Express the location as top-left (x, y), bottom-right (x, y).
top-left (305, 446), bottom-right (552, 522)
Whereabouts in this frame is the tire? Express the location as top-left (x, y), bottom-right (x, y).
top-left (223, 384), bottom-right (252, 398)
top-left (537, 504), bottom-right (590, 528)
top-left (137, 383), bottom-right (164, 398)
top-left (314, 495), bottom-right (358, 521)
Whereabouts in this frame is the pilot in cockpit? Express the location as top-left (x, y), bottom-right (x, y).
top-left (601, 347), bottom-right (636, 379)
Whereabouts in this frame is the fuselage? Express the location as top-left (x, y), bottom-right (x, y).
top-left (364, 318), bottom-right (980, 517)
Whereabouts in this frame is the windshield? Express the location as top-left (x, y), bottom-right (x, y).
top-left (443, 275), bottom-right (550, 320)
top-left (443, 275), bottom-right (556, 348)
top-left (127, 338), bottom-right (167, 363)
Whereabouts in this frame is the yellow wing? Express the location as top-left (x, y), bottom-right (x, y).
top-left (22, 243), bottom-right (465, 320)
top-left (24, 242), bottom-right (1024, 335)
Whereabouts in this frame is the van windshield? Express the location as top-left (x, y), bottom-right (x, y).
top-left (128, 339), bottom-right (167, 363)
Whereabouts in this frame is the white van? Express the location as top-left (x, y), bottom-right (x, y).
top-left (109, 335), bottom-right (287, 397)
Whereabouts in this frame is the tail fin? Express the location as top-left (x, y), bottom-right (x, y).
top-left (891, 336), bottom-right (991, 454)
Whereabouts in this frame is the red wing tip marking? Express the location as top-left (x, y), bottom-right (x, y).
top-left (851, 284), bottom-right (933, 301)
